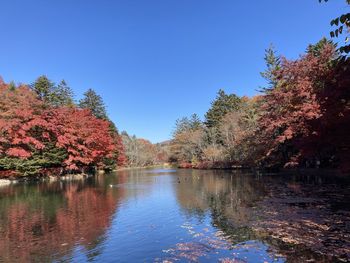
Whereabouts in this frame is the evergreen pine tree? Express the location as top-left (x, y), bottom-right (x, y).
top-left (53, 80), bottom-right (75, 107)
top-left (307, 38), bottom-right (336, 57)
top-left (78, 88), bottom-right (107, 119)
top-left (8, 81), bottom-right (16, 91)
top-left (189, 114), bottom-right (202, 130)
top-left (31, 75), bottom-right (55, 102)
top-left (260, 44), bottom-right (281, 91)
top-left (205, 89), bottom-right (241, 128)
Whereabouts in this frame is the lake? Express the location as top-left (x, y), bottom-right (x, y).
top-left (0, 168), bottom-right (349, 262)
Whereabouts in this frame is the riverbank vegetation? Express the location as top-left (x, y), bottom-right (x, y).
top-left (0, 76), bottom-right (127, 178)
top-left (169, 39), bottom-right (350, 172)
top-left (0, 75), bottom-right (172, 178)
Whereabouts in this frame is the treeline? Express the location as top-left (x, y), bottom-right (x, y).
top-left (121, 132), bottom-right (170, 167)
top-left (169, 39), bottom-right (350, 171)
top-left (0, 76), bottom-right (127, 177)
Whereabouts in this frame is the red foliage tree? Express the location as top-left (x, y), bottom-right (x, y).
top-left (1, 79), bottom-right (121, 174)
top-left (0, 81), bottom-right (46, 159)
top-left (302, 57), bottom-right (350, 170)
top-left (259, 44), bottom-right (350, 169)
top-left (42, 107), bottom-right (116, 170)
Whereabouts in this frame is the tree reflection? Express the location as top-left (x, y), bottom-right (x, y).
top-left (0, 178), bottom-right (124, 262)
top-left (175, 169), bottom-right (266, 242)
top-left (175, 170), bottom-right (350, 262)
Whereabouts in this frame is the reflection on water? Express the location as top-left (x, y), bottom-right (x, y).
top-left (0, 176), bottom-right (125, 262)
top-left (0, 169), bottom-right (347, 262)
top-left (175, 170), bottom-right (265, 227)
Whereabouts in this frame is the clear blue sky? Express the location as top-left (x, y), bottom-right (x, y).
top-left (0, 0), bottom-right (347, 143)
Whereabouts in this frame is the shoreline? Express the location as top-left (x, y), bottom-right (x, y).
top-left (0, 165), bottom-right (348, 184)
top-left (176, 162), bottom-right (350, 177)
top-left (114, 164), bottom-right (175, 172)
top-left (0, 164), bottom-right (175, 184)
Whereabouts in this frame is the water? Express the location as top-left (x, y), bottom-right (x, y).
top-left (0, 168), bottom-right (348, 262)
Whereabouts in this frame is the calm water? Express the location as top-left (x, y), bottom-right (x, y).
top-left (0, 168), bottom-right (348, 262)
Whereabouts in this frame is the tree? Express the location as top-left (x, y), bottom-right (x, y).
top-left (154, 141), bottom-right (170, 163)
top-left (30, 76), bottom-right (74, 107)
top-left (30, 75), bottom-right (55, 102)
top-left (303, 44), bottom-right (350, 170)
top-left (8, 81), bottom-right (16, 91)
top-left (189, 114), bottom-right (202, 130)
top-left (205, 89), bottom-right (241, 128)
top-left (0, 79), bottom-right (118, 175)
top-left (115, 135), bottom-right (127, 167)
top-left (307, 37), bottom-right (336, 56)
top-left (103, 127), bottom-right (127, 170)
top-left (202, 144), bottom-right (224, 162)
top-left (258, 42), bottom-right (342, 167)
top-left (0, 81), bottom-right (68, 175)
top-left (52, 80), bottom-right (75, 107)
top-left (170, 128), bottom-right (205, 163)
top-left (173, 113), bottom-right (203, 136)
top-left (260, 44), bottom-right (281, 91)
top-left (121, 132), bottom-right (157, 167)
top-left (46, 107), bottom-right (116, 170)
top-left (173, 117), bottom-right (191, 136)
top-left (0, 82), bottom-right (46, 159)
top-left (171, 113), bottom-right (206, 163)
top-left (217, 96), bottom-right (261, 164)
top-left (79, 89), bottom-right (107, 119)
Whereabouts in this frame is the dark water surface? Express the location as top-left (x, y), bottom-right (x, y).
top-left (0, 168), bottom-right (349, 262)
